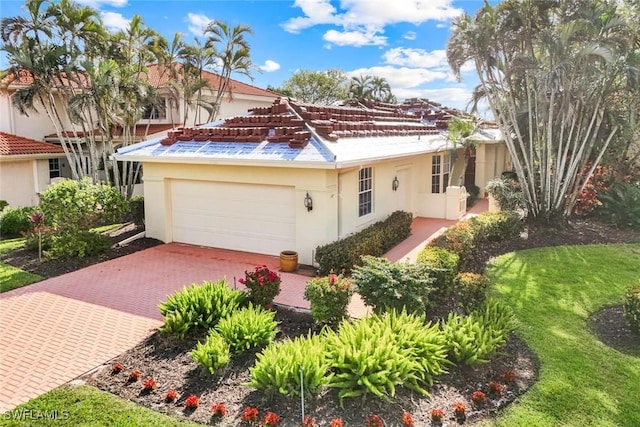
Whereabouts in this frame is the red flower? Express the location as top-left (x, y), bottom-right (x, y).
top-left (402, 411), bottom-right (414, 426)
top-left (302, 416), bottom-right (316, 427)
top-left (430, 408), bottom-right (445, 421)
top-left (472, 390), bottom-right (487, 404)
top-left (488, 381), bottom-right (504, 394)
top-left (184, 394), bottom-right (199, 409)
top-left (453, 401), bottom-right (466, 415)
top-left (501, 369), bottom-right (516, 383)
top-left (142, 378), bottom-right (156, 391)
top-left (128, 369), bottom-right (141, 381)
top-left (262, 411), bottom-right (281, 427)
top-left (112, 362), bottom-right (124, 374)
top-left (330, 419), bottom-right (344, 427)
top-left (211, 402), bottom-right (227, 416)
top-left (241, 407), bottom-right (259, 423)
top-left (365, 414), bottom-right (383, 427)
top-left (165, 389), bottom-right (177, 402)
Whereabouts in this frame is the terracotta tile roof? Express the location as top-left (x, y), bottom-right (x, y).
top-left (44, 124), bottom-right (180, 140)
top-left (145, 64), bottom-right (279, 98)
top-left (0, 132), bottom-right (65, 156)
top-left (2, 65), bottom-right (278, 99)
top-left (158, 98), bottom-right (443, 149)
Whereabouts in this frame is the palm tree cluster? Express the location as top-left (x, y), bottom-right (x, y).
top-left (347, 74), bottom-right (396, 104)
top-left (1, 0), bottom-right (254, 197)
top-left (447, 0), bottom-right (639, 223)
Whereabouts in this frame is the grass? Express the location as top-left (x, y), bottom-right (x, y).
top-left (481, 244), bottom-right (640, 427)
top-left (0, 237), bottom-right (42, 293)
top-left (1, 384), bottom-right (200, 426)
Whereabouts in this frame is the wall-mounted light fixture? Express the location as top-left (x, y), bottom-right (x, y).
top-left (392, 176), bottom-right (399, 192)
top-left (304, 192), bottom-right (313, 211)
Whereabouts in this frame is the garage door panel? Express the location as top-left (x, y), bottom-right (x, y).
top-left (171, 180), bottom-right (296, 255)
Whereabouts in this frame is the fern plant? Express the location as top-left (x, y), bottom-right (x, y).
top-left (190, 331), bottom-right (231, 374)
top-left (215, 304), bottom-right (279, 353)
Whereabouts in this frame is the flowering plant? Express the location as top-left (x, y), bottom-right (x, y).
top-left (211, 402), bottom-right (227, 416)
top-left (239, 265), bottom-right (281, 307)
top-left (262, 411), bottom-right (281, 427)
top-left (111, 362), bottom-right (124, 374)
top-left (501, 369), bottom-right (516, 383)
top-left (402, 411), bottom-right (414, 426)
top-left (302, 416), bottom-right (316, 427)
top-left (453, 401), bottom-right (466, 417)
top-left (165, 389), bottom-right (177, 402)
top-left (241, 406), bottom-right (259, 423)
top-left (184, 394), bottom-right (199, 409)
top-left (488, 381), bottom-right (504, 394)
top-left (330, 418), bottom-right (344, 427)
top-left (142, 378), bottom-right (157, 391)
top-left (128, 369), bottom-right (141, 382)
top-left (365, 414), bottom-right (383, 427)
top-left (430, 408), bottom-right (445, 421)
top-left (472, 390), bottom-right (487, 405)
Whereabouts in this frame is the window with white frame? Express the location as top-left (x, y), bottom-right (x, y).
top-left (49, 158), bottom-right (60, 179)
top-left (358, 167), bottom-right (373, 216)
top-left (431, 154), bottom-right (450, 193)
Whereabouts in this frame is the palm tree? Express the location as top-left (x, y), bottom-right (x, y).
top-left (370, 76), bottom-right (395, 103)
top-left (204, 20), bottom-right (254, 122)
top-left (447, 0), bottom-right (639, 223)
top-left (446, 118), bottom-right (477, 186)
top-left (347, 74), bottom-right (374, 101)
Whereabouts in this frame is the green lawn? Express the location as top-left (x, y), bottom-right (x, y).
top-left (481, 244), bottom-right (640, 427)
top-left (0, 384), bottom-right (200, 427)
top-left (0, 238), bottom-right (42, 293)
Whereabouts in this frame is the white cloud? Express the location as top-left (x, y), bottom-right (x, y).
top-left (403, 31), bottom-right (417, 40)
top-left (76, 0), bottom-right (127, 7)
top-left (347, 66), bottom-right (448, 89)
top-left (383, 48), bottom-right (448, 69)
top-left (186, 12), bottom-right (212, 36)
top-left (323, 28), bottom-right (386, 47)
top-left (282, 0), bottom-right (462, 47)
top-left (259, 60), bottom-right (281, 72)
top-left (101, 11), bottom-right (129, 33)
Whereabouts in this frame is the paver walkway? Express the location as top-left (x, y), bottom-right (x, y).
top-left (0, 200), bottom-right (487, 413)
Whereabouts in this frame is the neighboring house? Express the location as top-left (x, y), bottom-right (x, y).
top-left (115, 98), bottom-right (509, 265)
top-left (0, 66), bottom-right (280, 194)
top-left (0, 132), bottom-right (66, 207)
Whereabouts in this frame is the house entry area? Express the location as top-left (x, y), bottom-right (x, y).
top-left (170, 180), bottom-right (296, 255)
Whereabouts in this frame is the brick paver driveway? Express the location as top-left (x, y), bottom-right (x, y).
top-left (0, 243), bottom-right (308, 412)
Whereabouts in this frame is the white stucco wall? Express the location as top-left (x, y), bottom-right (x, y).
top-left (0, 158), bottom-right (52, 207)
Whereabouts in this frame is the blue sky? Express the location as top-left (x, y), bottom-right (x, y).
top-left (0, 0), bottom-right (489, 112)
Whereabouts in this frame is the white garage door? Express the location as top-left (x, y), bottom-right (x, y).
top-left (171, 180), bottom-right (296, 255)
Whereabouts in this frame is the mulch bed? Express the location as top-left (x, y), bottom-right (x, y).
top-left (2, 218), bottom-right (639, 425)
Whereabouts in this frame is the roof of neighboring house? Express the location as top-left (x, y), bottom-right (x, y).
top-left (115, 98), bottom-right (501, 168)
top-left (44, 123), bottom-right (179, 140)
top-left (2, 65), bottom-right (279, 100)
top-left (0, 132), bottom-right (65, 156)
top-left (144, 64), bottom-right (279, 98)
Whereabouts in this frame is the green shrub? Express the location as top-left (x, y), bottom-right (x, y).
top-left (325, 310), bottom-right (448, 406)
top-left (596, 182), bottom-right (640, 231)
top-left (315, 210), bottom-right (412, 275)
top-left (353, 256), bottom-right (436, 315)
top-left (454, 272), bottom-right (490, 312)
top-left (39, 178), bottom-right (129, 232)
top-left (416, 247), bottom-right (459, 303)
top-left (428, 220), bottom-right (476, 262)
top-left (0, 206), bottom-right (35, 238)
top-left (46, 230), bottom-right (111, 259)
top-left (468, 211), bottom-right (523, 242)
top-left (441, 301), bottom-right (515, 366)
top-left (247, 333), bottom-right (331, 397)
top-left (239, 265), bottom-right (281, 308)
top-left (304, 274), bottom-right (353, 326)
top-left (190, 331), bottom-right (230, 374)
top-left (0, 200), bottom-right (8, 212)
top-left (158, 280), bottom-right (247, 338)
top-left (129, 195), bottom-right (145, 226)
top-left (486, 177), bottom-right (524, 211)
top-left (623, 284), bottom-right (640, 333)
top-left (215, 304), bottom-right (279, 353)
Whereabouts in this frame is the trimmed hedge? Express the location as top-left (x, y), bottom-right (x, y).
top-left (315, 210), bottom-right (412, 275)
top-left (0, 206), bottom-right (36, 238)
top-left (624, 284), bottom-right (640, 333)
top-left (416, 246), bottom-right (459, 304)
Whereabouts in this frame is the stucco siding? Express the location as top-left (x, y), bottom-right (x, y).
top-left (0, 160), bottom-right (37, 206)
